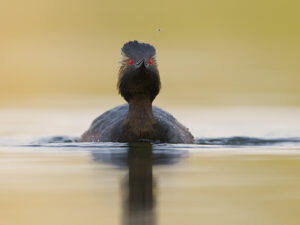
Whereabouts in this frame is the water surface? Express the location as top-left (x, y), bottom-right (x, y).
top-left (1, 106), bottom-right (300, 225)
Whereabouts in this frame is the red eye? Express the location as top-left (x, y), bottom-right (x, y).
top-left (129, 59), bottom-right (133, 65)
top-left (149, 59), bottom-right (152, 65)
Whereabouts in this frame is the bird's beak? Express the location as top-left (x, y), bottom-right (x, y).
top-left (136, 58), bottom-right (146, 69)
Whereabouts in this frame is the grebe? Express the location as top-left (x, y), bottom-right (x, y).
top-left (80, 41), bottom-right (194, 144)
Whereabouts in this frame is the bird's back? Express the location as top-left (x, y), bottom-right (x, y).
top-left (80, 104), bottom-right (194, 144)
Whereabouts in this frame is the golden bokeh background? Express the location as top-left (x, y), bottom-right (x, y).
top-left (1, 0), bottom-right (299, 106)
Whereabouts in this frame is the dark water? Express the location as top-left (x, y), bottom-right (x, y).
top-left (196, 136), bottom-right (300, 146)
top-left (33, 136), bottom-right (300, 147)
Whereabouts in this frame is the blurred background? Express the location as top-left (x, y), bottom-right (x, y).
top-left (0, 0), bottom-right (299, 107)
top-left (1, 2), bottom-right (300, 225)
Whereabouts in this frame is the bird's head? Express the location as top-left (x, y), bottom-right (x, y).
top-left (118, 41), bottom-right (161, 103)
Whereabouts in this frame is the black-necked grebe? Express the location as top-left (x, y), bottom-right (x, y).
top-left (80, 41), bottom-right (194, 143)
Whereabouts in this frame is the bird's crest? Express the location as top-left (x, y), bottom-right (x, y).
top-left (121, 40), bottom-right (156, 59)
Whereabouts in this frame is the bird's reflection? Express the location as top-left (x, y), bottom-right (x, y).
top-left (123, 143), bottom-right (155, 225)
top-left (91, 143), bottom-right (186, 225)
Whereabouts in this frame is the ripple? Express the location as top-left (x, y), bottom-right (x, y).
top-left (1, 136), bottom-right (300, 149)
top-left (196, 136), bottom-right (300, 146)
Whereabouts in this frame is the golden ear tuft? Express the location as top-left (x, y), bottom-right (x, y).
top-left (117, 52), bottom-right (130, 93)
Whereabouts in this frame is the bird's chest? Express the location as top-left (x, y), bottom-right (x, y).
top-left (121, 119), bottom-right (157, 142)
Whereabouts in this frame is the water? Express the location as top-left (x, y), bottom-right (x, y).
top-left (1, 106), bottom-right (300, 225)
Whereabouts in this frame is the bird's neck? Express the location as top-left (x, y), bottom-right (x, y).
top-left (127, 97), bottom-right (154, 123)
top-left (125, 96), bottom-right (156, 139)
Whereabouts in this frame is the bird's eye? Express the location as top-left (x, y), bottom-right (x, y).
top-left (129, 59), bottom-right (134, 65)
top-left (149, 59), bottom-right (153, 65)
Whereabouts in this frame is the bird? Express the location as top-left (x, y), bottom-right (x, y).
top-left (79, 40), bottom-right (194, 144)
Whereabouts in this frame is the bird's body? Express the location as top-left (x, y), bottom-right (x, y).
top-left (80, 104), bottom-right (194, 143)
top-left (79, 41), bottom-right (194, 144)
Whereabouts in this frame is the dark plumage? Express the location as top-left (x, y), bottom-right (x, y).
top-left (80, 41), bottom-right (194, 144)
top-left (122, 40), bottom-right (156, 61)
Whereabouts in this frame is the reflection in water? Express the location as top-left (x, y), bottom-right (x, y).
top-left (91, 143), bottom-right (185, 225)
top-left (124, 144), bottom-right (155, 225)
